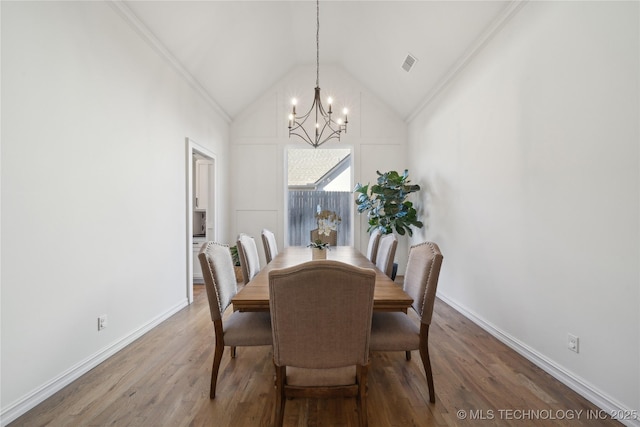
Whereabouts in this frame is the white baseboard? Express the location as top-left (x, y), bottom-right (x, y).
top-left (1, 298), bottom-right (189, 426)
top-left (437, 292), bottom-right (640, 427)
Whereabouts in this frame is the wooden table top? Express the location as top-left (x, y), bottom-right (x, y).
top-left (231, 246), bottom-right (413, 312)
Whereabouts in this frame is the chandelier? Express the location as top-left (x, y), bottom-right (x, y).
top-left (287, 0), bottom-right (348, 148)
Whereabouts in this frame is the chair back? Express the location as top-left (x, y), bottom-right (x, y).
top-left (366, 229), bottom-right (382, 264)
top-left (269, 260), bottom-right (376, 369)
top-left (375, 234), bottom-right (398, 278)
top-left (237, 233), bottom-right (261, 285)
top-left (198, 241), bottom-right (238, 322)
top-left (403, 242), bottom-right (443, 325)
top-left (261, 228), bottom-right (278, 264)
top-left (310, 229), bottom-right (337, 246)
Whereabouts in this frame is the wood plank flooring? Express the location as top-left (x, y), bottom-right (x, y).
top-left (10, 284), bottom-right (620, 426)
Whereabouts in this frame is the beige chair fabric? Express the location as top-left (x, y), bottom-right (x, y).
top-left (369, 241), bottom-right (443, 403)
top-left (366, 229), bottom-right (382, 264)
top-left (269, 260), bottom-right (376, 426)
top-left (261, 228), bottom-right (278, 264)
top-left (375, 233), bottom-right (398, 278)
top-left (236, 233), bottom-right (261, 285)
top-left (310, 229), bottom-right (337, 246)
top-left (198, 241), bottom-right (272, 398)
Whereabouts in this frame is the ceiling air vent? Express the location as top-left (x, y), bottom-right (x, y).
top-left (401, 53), bottom-right (417, 73)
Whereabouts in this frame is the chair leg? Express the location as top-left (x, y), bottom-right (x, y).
top-left (210, 342), bottom-right (224, 399)
top-left (405, 351), bottom-right (411, 361)
top-left (356, 364), bottom-right (369, 427)
top-left (419, 324), bottom-right (435, 403)
top-left (273, 364), bottom-right (286, 427)
top-left (231, 346), bottom-right (237, 358)
top-left (211, 320), bottom-right (225, 399)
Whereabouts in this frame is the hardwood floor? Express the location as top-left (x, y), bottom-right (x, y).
top-left (10, 284), bottom-right (619, 426)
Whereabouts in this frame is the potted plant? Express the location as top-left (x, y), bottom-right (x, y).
top-left (354, 170), bottom-right (423, 279)
top-left (229, 245), bottom-right (243, 282)
top-left (354, 169), bottom-right (423, 236)
top-left (307, 239), bottom-right (330, 260)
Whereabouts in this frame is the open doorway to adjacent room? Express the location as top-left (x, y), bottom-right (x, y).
top-left (186, 138), bottom-right (217, 304)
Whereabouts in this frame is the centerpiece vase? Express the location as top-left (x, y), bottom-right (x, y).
top-left (311, 248), bottom-right (327, 260)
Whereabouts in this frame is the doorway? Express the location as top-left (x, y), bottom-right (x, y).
top-left (186, 138), bottom-right (217, 304)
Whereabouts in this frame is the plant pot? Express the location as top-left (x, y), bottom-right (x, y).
top-left (233, 265), bottom-right (243, 283)
top-left (311, 248), bottom-right (327, 260)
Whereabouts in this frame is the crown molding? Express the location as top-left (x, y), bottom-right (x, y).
top-left (108, 0), bottom-right (232, 123)
top-left (406, 0), bottom-right (528, 123)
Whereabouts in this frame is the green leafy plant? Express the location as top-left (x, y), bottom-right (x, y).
top-left (354, 169), bottom-right (423, 236)
top-left (229, 245), bottom-right (241, 266)
top-left (307, 239), bottom-right (331, 250)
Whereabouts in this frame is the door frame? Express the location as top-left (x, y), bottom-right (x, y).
top-left (186, 137), bottom-right (217, 304)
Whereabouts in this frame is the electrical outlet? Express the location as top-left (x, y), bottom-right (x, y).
top-left (568, 333), bottom-right (579, 353)
top-left (98, 315), bottom-right (108, 331)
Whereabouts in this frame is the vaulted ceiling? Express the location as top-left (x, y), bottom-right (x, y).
top-left (120, 0), bottom-right (520, 122)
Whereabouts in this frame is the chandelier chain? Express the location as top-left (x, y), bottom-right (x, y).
top-left (316, 0), bottom-right (320, 87)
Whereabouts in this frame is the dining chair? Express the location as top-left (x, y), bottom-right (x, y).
top-left (310, 228), bottom-right (337, 246)
top-left (375, 233), bottom-right (397, 278)
top-left (236, 233), bottom-right (261, 285)
top-left (198, 241), bottom-right (272, 398)
top-left (369, 241), bottom-right (443, 403)
top-left (269, 260), bottom-right (376, 427)
top-left (366, 229), bottom-right (382, 264)
top-left (261, 228), bottom-right (278, 264)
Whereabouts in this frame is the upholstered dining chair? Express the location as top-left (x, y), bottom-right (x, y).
top-left (375, 233), bottom-right (397, 278)
top-left (269, 260), bottom-right (376, 427)
top-left (261, 228), bottom-right (278, 264)
top-left (366, 229), bottom-right (382, 264)
top-left (198, 241), bottom-right (272, 398)
top-left (369, 241), bottom-right (443, 403)
top-left (236, 233), bottom-right (261, 285)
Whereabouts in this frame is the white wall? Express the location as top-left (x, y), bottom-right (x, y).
top-left (230, 64), bottom-right (411, 268)
top-left (408, 0), bottom-right (639, 418)
top-left (1, 1), bottom-right (229, 422)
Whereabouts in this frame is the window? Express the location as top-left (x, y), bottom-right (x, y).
top-left (287, 148), bottom-right (352, 246)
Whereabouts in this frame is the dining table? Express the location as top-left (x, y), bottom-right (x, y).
top-left (231, 246), bottom-right (413, 312)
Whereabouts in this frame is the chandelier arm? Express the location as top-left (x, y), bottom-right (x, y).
top-left (318, 130), bottom-right (342, 146)
top-left (290, 124), bottom-right (316, 146)
top-left (315, 97), bottom-right (330, 118)
top-left (293, 90), bottom-right (320, 123)
top-left (318, 120), bottom-right (334, 139)
top-left (289, 131), bottom-right (317, 148)
top-left (292, 128), bottom-right (329, 149)
top-left (318, 121), bottom-right (340, 141)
